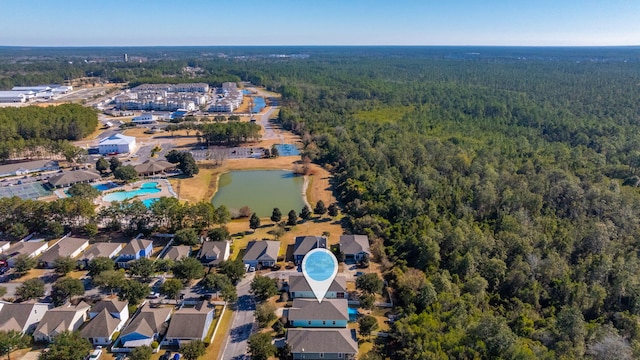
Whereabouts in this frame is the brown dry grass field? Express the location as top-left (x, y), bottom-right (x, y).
top-left (122, 127), bottom-right (155, 139)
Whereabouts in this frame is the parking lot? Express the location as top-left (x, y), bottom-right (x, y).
top-left (134, 143), bottom-right (175, 163)
top-left (189, 146), bottom-right (265, 161)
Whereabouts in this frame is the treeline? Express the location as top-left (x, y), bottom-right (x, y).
top-left (0, 195), bottom-right (230, 241)
top-left (0, 138), bottom-right (87, 163)
top-left (128, 75), bottom-right (241, 88)
top-left (0, 104), bottom-right (98, 142)
top-left (0, 104), bottom-right (96, 163)
top-left (165, 121), bottom-right (261, 146)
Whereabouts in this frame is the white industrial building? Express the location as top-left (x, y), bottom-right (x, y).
top-left (12, 85), bottom-right (73, 94)
top-left (0, 91), bottom-right (28, 103)
top-left (98, 134), bottom-right (136, 155)
top-left (1, 84), bottom-right (73, 103)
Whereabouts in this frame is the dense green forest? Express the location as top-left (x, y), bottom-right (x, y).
top-left (271, 51), bottom-right (640, 359)
top-left (3, 46), bottom-right (640, 358)
top-left (0, 104), bottom-right (97, 162)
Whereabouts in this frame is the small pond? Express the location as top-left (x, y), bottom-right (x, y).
top-left (211, 170), bottom-right (305, 217)
top-left (251, 97), bottom-right (266, 113)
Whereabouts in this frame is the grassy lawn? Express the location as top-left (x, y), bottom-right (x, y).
top-left (168, 167), bottom-right (215, 204)
top-left (204, 305), bottom-right (225, 344)
top-left (358, 341), bottom-right (374, 356)
top-left (10, 269), bottom-right (49, 282)
top-left (207, 304), bottom-right (234, 359)
top-left (67, 270), bottom-right (88, 279)
top-left (370, 307), bottom-right (391, 332)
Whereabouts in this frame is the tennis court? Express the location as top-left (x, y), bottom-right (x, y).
top-left (0, 182), bottom-right (52, 200)
top-left (275, 144), bottom-right (300, 157)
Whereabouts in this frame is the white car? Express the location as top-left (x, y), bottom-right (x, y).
top-left (87, 347), bottom-right (102, 360)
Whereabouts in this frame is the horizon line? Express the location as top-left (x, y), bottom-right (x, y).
top-left (1, 44), bottom-right (640, 48)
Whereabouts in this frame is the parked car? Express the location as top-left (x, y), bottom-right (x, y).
top-left (355, 272), bottom-right (364, 277)
top-left (285, 262), bottom-right (295, 270)
top-left (271, 264), bottom-right (281, 271)
top-left (87, 347), bottom-right (102, 360)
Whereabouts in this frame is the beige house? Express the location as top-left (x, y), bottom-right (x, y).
top-left (161, 245), bottom-right (191, 262)
top-left (161, 302), bottom-right (215, 346)
top-left (39, 236), bottom-right (90, 268)
top-left (79, 242), bottom-right (124, 267)
top-left (0, 301), bottom-right (52, 334)
top-left (33, 302), bottom-right (90, 342)
top-left (81, 300), bottom-right (129, 346)
top-left (6, 241), bottom-right (49, 267)
top-left (197, 241), bottom-right (230, 266)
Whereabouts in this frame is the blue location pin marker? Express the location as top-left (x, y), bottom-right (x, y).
top-left (301, 248), bottom-right (339, 303)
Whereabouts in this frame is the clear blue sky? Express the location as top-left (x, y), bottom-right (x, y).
top-left (1, 0), bottom-right (639, 46)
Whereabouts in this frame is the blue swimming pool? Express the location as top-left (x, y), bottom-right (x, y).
top-left (102, 182), bottom-right (160, 202)
top-left (348, 307), bottom-right (358, 321)
top-left (142, 198), bottom-right (159, 208)
top-left (93, 182), bottom-right (118, 191)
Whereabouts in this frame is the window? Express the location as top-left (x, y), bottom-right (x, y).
top-left (333, 321), bottom-right (336, 325)
top-left (323, 321), bottom-right (326, 325)
top-left (308, 321), bottom-right (311, 325)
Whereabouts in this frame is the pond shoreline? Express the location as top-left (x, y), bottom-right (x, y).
top-left (211, 169), bottom-right (309, 217)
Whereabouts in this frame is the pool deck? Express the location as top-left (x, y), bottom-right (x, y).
top-left (97, 179), bottom-right (176, 208)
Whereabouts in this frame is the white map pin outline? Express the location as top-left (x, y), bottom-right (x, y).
top-left (301, 248), bottom-right (338, 303)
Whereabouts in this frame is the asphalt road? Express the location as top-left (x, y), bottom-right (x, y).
top-left (0, 270), bottom-right (102, 300)
top-left (221, 272), bottom-right (256, 360)
top-left (259, 107), bottom-right (280, 141)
